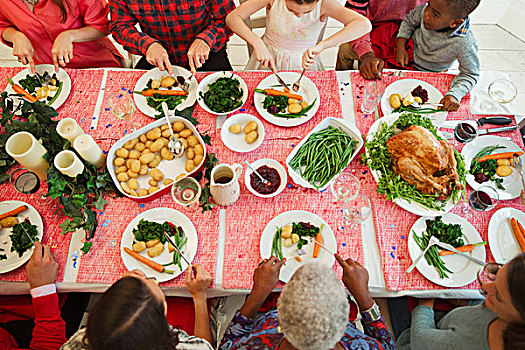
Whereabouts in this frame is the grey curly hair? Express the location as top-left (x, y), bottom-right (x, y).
top-left (277, 264), bottom-right (349, 350)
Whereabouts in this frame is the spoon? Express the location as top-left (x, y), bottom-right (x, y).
top-left (161, 102), bottom-right (185, 157)
top-left (244, 161), bottom-right (271, 187)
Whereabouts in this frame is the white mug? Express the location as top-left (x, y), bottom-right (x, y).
top-left (210, 163), bottom-right (242, 206)
top-left (6, 131), bottom-right (49, 181)
top-left (54, 150), bottom-right (84, 178)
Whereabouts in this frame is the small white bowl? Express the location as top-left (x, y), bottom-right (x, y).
top-left (196, 72), bottom-right (248, 115)
top-left (221, 113), bottom-right (265, 153)
top-left (245, 158), bottom-right (287, 198)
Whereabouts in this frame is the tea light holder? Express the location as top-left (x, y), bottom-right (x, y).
top-left (54, 150), bottom-right (84, 178)
top-left (56, 118), bottom-right (84, 143)
top-left (73, 134), bottom-right (105, 169)
top-left (6, 131), bottom-right (50, 181)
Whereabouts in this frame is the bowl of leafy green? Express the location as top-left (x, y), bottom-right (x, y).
top-left (196, 72), bottom-right (248, 115)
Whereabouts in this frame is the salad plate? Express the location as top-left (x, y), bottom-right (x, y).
top-left (488, 207), bottom-right (524, 264)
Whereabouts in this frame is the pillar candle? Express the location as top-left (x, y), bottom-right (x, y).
top-left (73, 134), bottom-right (105, 169)
top-left (54, 150), bottom-right (84, 177)
top-left (6, 131), bottom-right (50, 181)
top-left (56, 118), bottom-right (84, 143)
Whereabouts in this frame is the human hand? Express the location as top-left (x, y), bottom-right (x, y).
top-left (419, 298), bottom-right (435, 308)
top-left (253, 41), bottom-right (276, 72)
top-left (12, 31), bottom-right (35, 73)
top-left (440, 95), bottom-right (460, 111)
top-left (186, 264), bottom-right (212, 298)
top-left (396, 48), bottom-right (409, 68)
top-left (520, 190), bottom-right (525, 205)
top-left (251, 256), bottom-right (285, 301)
top-left (52, 31), bottom-right (74, 72)
top-left (187, 38), bottom-right (210, 75)
top-left (335, 254), bottom-right (374, 310)
top-left (359, 52), bottom-right (384, 80)
top-left (146, 42), bottom-right (174, 76)
top-left (302, 44), bottom-right (323, 70)
top-left (26, 241), bottom-right (58, 289)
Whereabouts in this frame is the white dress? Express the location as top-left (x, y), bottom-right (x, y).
top-left (245, 0), bottom-right (326, 71)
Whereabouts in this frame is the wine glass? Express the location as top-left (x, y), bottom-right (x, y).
top-left (454, 118), bottom-right (478, 143)
top-left (9, 168), bottom-right (53, 206)
top-left (342, 193), bottom-right (372, 227)
top-left (469, 185), bottom-right (499, 212)
top-left (330, 172), bottom-right (360, 203)
top-left (479, 79), bottom-right (517, 113)
top-left (108, 92), bottom-right (139, 132)
top-left (171, 177), bottom-right (202, 212)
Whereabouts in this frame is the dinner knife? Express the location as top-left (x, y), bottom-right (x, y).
top-left (478, 125), bottom-right (517, 135)
top-left (434, 241), bottom-right (486, 266)
top-left (441, 117), bottom-right (513, 128)
top-left (162, 231), bottom-right (191, 267)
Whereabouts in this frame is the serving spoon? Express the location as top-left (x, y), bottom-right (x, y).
top-left (244, 161), bottom-right (271, 186)
top-left (162, 102), bottom-right (184, 157)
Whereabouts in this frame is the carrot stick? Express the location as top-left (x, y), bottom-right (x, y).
top-left (312, 232), bottom-right (323, 258)
top-left (295, 256), bottom-right (302, 262)
top-left (511, 219), bottom-right (525, 252)
top-left (134, 89), bottom-right (188, 97)
top-left (8, 78), bottom-right (37, 103)
top-left (123, 247), bottom-right (174, 273)
top-left (477, 152), bottom-right (524, 163)
top-left (0, 205), bottom-right (28, 221)
top-left (516, 220), bottom-right (525, 252)
top-left (438, 241), bottom-right (486, 256)
top-left (264, 89), bottom-right (303, 100)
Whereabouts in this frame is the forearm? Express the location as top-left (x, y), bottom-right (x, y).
top-left (410, 305), bottom-right (458, 349)
top-left (397, 37), bottom-right (408, 52)
top-left (30, 286), bottom-right (67, 350)
top-left (62, 26), bottom-right (107, 43)
top-left (2, 27), bottom-right (21, 43)
top-left (318, 18), bottom-right (372, 52)
top-left (362, 317), bottom-right (396, 350)
top-left (226, 13), bottom-right (265, 51)
top-left (239, 291), bottom-right (267, 319)
top-left (192, 294), bottom-right (213, 344)
top-left (447, 53), bottom-right (480, 101)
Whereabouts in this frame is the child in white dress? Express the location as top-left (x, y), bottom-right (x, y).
top-left (226, 0), bottom-right (371, 71)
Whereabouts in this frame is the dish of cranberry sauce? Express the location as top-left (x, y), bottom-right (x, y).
top-left (250, 165), bottom-right (281, 194)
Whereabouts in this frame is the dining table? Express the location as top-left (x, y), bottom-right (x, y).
top-left (0, 66), bottom-right (523, 300)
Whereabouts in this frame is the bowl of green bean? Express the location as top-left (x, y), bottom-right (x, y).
top-left (285, 118), bottom-right (363, 191)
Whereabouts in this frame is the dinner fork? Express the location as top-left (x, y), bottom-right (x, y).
top-left (407, 236), bottom-right (440, 273)
top-left (292, 69), bottom-right (306, 92)
top-left (513, 154), bottom-right (525, 195)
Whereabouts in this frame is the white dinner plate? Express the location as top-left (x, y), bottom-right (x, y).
top-left (366, 113), bottom-right (458, 216)
top-left (408, 213), bottom-right (486, 287)
top-left (260, 210), bottom-right (336, 283)
top-left (133, 67), bottom-right (198, 118)
top-left (381, 79), bottom-right (447, 126)
top-left (196, 71), bottom-right (248, 115)
top-left (462, 135), bottom-right (523, 200)
top-left (0, 201), bottom-right (44, 274)
top-left (254, 72), bottom-right (320, 127)
top-left (220, 113), bottom-right (265, 152)
top-left (120, 208), bottom-right (198, 282)
top-left (6, 64), bottom-right (71, 110)
top-left (488, 207), bottom-right (524, 264)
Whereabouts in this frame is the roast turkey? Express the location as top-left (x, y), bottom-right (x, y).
top-left (386, 125), bottom-right (462, 200)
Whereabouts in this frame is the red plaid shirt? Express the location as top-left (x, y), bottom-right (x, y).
top-left (109, 0), bottom-right (234, 67)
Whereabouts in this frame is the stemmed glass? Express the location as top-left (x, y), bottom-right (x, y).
top-left (454, 118), bottom-right (478, 144)
top-left (171, 177), bottom-right (202, 212)
top-left (342, 193), bottom-right (372, 226)
top-left (479, 79), bottom-right (517, 113)
top-left (469, 185), bottom-right (499, 212)
top-left (330, 173), bottom-right (371, 229)
top-left (108, 92), bottom-right (139, 132)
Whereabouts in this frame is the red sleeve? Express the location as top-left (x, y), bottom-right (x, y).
top-left (78, 0), bottom-right (111, 34)
top-left (195, 0), bottom-right (234, 52)
top-left (0, 10), bottom-right (14, 47)
top-left (29, 293), bottom-right (66, 350)
top-left (345, 1), bottom-right (373, 58)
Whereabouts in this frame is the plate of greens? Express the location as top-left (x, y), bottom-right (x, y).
top-left (260, 210), bottom-right (336, 283)
top-left (133, 67), bottom-right (197, 118)
top-left (0, 201), bottom-right (43, 274)
top-left (196, 71), bottom-right (248, 115)
top-left (408, 213), bottom-right (486, 287)
top-left (120, 208), bottom-right (198, 282)
top-left (461, 135), bottom-right (523, 200)
top-left (6, 64), bottom-right (71, 110)
top-left (253, 72), bottom-right (320, 127)
top-left (363, 113), bottom-right (465, 217)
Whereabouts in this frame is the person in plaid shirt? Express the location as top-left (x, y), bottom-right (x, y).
top-left (109, 0), bottom-right (235, 75)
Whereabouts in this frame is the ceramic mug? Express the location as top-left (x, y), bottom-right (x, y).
top-left (210, 163), bottom-right (242, 206)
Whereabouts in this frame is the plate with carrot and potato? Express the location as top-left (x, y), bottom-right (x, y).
top-left (120, 208), bottom-right (198, 282)
top-left (254, 72), bottom-right (320, 127)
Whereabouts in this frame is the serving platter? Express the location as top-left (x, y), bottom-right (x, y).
top-left (120, 208), bottom-right (198, 283)
top-left (462, 135), bottom-right (523, 200)
top-left (488, 207), bottom-right (524, 264)
top-left (381, 79), bottom-right (447, 126)
top-left (407, 213), bottom-right (486, 287)
top-left (133, 67), bottom-right (198, 118)
top-left (254, 72), bottom-right (320, 127)
top-left (0, 201), bottom-right (44, 274)
top-left (260, 210), bottom-right (336, 283)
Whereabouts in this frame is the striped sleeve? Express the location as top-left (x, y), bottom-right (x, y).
top-left (345, 0), bottom-right (369, 16)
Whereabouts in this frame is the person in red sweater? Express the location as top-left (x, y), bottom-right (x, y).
top-left (0, 242), bottom-right (66, 350)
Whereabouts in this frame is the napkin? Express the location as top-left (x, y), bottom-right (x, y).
top-left (470, 71), bottom-right (518, 115)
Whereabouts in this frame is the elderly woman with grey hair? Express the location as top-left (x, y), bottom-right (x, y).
top-left (219, 255), bottom-right (395, 350)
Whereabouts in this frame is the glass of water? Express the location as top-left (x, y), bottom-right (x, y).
top-left (330, 172), bottom-right (360, 202)
top-left (480, 79), bottom-right (517, 113)
top-left (171, 177), bottom-right (202, 212)
top-left (109, 92), bottom-right (136, 120)
top-left (342, 193), bottom-right (372, 226)
top-left (361, 81), bottom-right (382, 114)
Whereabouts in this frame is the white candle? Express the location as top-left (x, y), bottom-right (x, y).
top-left (54, 150), bottom-right (84, 177)
top-left (57, 118), bottom-right (84, 143)
top-left (6, 131), bottom-right (50, 181)
top-left (73, 134), bottom-right (105, 168)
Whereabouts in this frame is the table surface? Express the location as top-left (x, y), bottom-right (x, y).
top-left (1, 68), bottom-right (513, 299)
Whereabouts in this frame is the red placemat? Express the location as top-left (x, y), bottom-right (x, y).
top-left (351, 71), bottom-right (525, 290)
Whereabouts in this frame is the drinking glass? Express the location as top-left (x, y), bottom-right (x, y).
top-left (171, 177), bottom-right (202, 212)
top-left (9, 168), bottom-right (53, 205)
top-left (454, 118), bottom-right (478, 143)
top-left (109, 92), bottom-right (136, 120)
top-left (361, 81), bottom-right (382, 114)
top-left (342, 193), bottom-right (372, 226)
top-left (469, 185), bottom-right (499, 212)
top-left (480, 79), bottom-right (517, 113)
top-left (330, 172), bottom-right (360, 202)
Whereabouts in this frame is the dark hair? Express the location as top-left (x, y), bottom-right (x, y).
top-left (86, 277), bottom-right (179, 350)
top-left (51, 0), bottom-right (70, 23)
top-left (291, 0), bottom-right (317, 4)
top-left (503, 253), bottom-right (525, 350)
top-left (445, 0), bottom-right (480, 19)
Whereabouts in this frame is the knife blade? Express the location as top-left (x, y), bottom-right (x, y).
top-left (478, 125), bottom-right (517, 135)
top-left (162, 231), bottom-right (191, 267)
top-left (274, 72), bottom-right (289, 91)
top-left (434, 241), bottom-right (486, 266)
